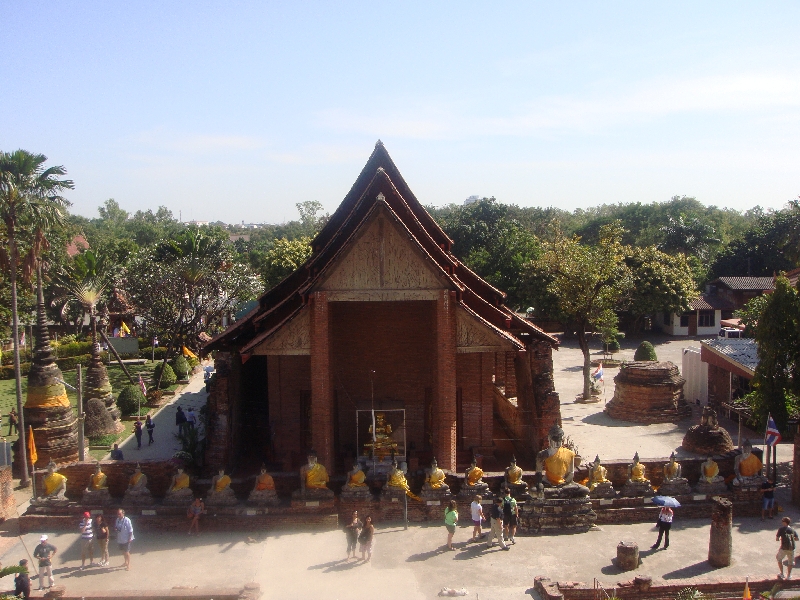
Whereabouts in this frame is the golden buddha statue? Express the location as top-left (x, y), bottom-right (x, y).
top-left (504, 456), bottom-right (524, 486)
top-left (346, 463), bottom-right (367, 488)
top-left (254, 467), bottom-right (275, 491)
top-left (363, 412), bottom-right (398, 461)
top-left (422, 457), bottom-right (449, 493)
top-left (628, 452), bottom-right (649, 483)
top-left (465, 457), bottom-right (485, 487)
top-left (536, 424), bottom-right (588, 497)
top-left (90, 463), bottom-right (108, 490)
top-left (295, 451), bottom-right (333, 499)
top-left (588, 455), bottom-right (610, 490)
top-left (663, 452), bottom-right (682, 481)
top-left (386, 459), bottom-right (422, 501)
top-left (733, 440), bottom-right (763, 486)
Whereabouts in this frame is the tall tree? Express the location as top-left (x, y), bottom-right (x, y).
top-left (0, 150), bottom-right (73, 486)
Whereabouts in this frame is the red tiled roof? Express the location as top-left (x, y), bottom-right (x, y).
top-left (205, 142), bottom-right (557, 353)
top-left (712, 277), bottom-right (775, 291)
top-left (689, 294), bottom-right (735, 311)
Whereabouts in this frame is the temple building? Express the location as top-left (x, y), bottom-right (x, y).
top-left (204, 142), bottom-right (560, 475)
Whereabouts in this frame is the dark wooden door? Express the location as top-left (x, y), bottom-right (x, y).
top-left (688, 313), bottom-right (698, 336)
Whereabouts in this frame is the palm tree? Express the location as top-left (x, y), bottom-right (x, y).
top-left (0, 150), bottom-right (73, 486)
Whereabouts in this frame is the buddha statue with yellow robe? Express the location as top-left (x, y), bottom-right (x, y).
top-left (34, 460), bottom-right (68, 505)
top-left (249, 466), bottom-right (280, 505)
top-left (383, 459), bottom-right (422, 501)
top-left (294, 451), bottom-right (334, 499)
top-left (536, 424), bottom-right (589, 498)
top-left (459, 456), bottom-right (490, 497)
top-left (164, 468), bottom-right (194, 505)
top-left (628, 453), bottom-right (649, 483)
top-left (422, 457), bottom-right (449, 492)
top-left (82, 462), bottom-right (113, 506)
top-left (695, 455), bottom-right (727, 494)
top-left (587, 455), bottom-right (616, 498)
top-left (90, 464), bottom-right (108, 490)
top-left (621, 452), bottom-right (654, 497)
top-left (207, 469), bottom-right (238, 506)
top-left (342, 461), bottom-right (371, 498)
top-left (733, 440), bottom-right (763, 487)
top-left (658, 452), bottom-right (691, 496)
top-left (122, 463), bottom-right (154, 506)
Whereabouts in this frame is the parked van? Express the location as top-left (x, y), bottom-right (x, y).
top-left (718, 327), bottom-right (742, 338)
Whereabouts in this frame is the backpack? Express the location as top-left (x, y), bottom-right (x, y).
top-left (781, 527), bottom-right (796, 550)
top-left (503, 497), bottom-right (514, 518)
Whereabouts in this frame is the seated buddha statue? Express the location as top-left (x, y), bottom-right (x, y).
top-left (587, 455), bottom-right (615, 498)
top-left (460, 456), bottom-right (489, 497)
top-left (621, 452), bottom-right (654, 497)
top-left (122, 464), bottom-right (153, 506)
top-left (695, 455), bottom-right (727, 494)
top-left (33, 460), bottom-right (68, 505)
top-left (83, 462), bottom-right (113, 506)
top-left (384, 459), bottom-right (422, 501)
top-left (342, 461), bottom-right (371, 497)
top-left (248, 465), bottom-right (279, 505)
top-left (733, 440), bottom-right (763, 487)
top-left (294, 451), bottom-right (333, 499)
top-left (363, 412), bottom-right (398, 461)
top-left (663, 452), bottom-right (682, 480)
top-left (503, 456), bottom-right (529, 497)
top-left (536, 424), bottom-right (588, 497)
top-left (207, 469), bottom-right (238, 506)
top-left (658, 452), bottom-right (690, 495)
top-left (164, 468), bottom-right (194, 505)
top-left (421, 458), bottom-right (450, 497)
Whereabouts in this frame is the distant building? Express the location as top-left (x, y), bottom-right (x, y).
top-left (464, 195), bottom-right (482, 206)
top-left (187, 220), bottom-right (209, 227)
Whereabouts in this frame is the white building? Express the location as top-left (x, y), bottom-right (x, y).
top-left (660, 295), bottom-right (735, 336)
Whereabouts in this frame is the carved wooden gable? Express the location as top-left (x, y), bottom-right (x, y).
top-left (250, 308), bottom-right (310, 355)
top-left (457, 306), bottom-right (514, 353)
top-left (315, 203), bottom-right (449, 301)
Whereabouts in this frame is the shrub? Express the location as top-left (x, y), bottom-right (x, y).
top-left (187, 356), bottom-right (200, 369)
top-left (54, 341), bottom-right (92, 358)
top-left (55, 354), bottom-right (91, 371)
top-left (116, 384), bottom-right (146, 416)
top-left (607, 339), bottom-right (621, 352)
top-left (171, 355), bottom-right (189, 379)
top-left (634, 341), bottom-right (658, 361)
top-left (140, 346), bottom-right (167, 361)
top-left (0, 362), bottom-right (31, 379)
top-left (154, 362), bottom-right (177, 388)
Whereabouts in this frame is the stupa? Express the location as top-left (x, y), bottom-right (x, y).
top-left (604, 361), bottom-right (691, 424)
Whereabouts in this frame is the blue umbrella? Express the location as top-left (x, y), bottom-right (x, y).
top-left (653, 495), bottom-right (681, 508)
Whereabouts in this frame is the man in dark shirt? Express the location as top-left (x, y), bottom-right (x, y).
top-left (762, 478), bottom-right (776, 520)
top-left (110, 443), bottom-right (124, 460)
top-left (14, 559), bottom-right (30, 599)
top-left (486, 497), bottom-right (510, 550)
top-left (32, 535), bottom-right (57, 590)
top-left (776, 517), bottom-right (798, 580)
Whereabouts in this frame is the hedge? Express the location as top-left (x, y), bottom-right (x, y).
top-left (140, 347), bottom-right (167, 360)
top-left (0, 363), bottom-right (31, 379)
top-left (116, 384), bottom-right (146, 416)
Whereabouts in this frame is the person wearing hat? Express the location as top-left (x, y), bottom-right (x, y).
top-left (32, 534), bottom-right (57, 590)
top-left (14, 559), bottom-right (30, 599)
top-left (79, 511), bottom-right (95, 569)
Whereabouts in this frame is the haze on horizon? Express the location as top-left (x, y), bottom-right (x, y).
top-left (2, 2), bottom-right (799, 224)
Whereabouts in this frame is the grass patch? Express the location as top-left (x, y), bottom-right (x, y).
top-left (88, 434), bottom-right (118, 446)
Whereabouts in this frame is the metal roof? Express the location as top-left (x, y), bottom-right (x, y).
top-left (702, 338), bottom-right (758, 375)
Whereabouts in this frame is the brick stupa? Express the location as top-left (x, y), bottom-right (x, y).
top-left (20, 281), bottom-right (80, 468)
top-left (604, 361), bottom-right (691, 424)
top-left (83, 339), bottom-right (123, 437)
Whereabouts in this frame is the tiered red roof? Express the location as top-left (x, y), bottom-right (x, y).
top-left (205, 141), bottom-right (556, 353)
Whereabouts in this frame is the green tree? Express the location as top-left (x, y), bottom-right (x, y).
top-left (254, 236), bottom-right (313, 290)
top-left (735, 295), bottom-right (768, 338)
top-left (525, 222), bottom-right (632, 399)
top-left (747, 275), bottom-right (800, 432)
top-left (0, 150), bottom-right (73, 486)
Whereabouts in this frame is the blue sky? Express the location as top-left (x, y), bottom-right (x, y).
top-left (2, 2), bottom-right (799, 223)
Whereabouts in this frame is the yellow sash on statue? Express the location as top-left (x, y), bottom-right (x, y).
top-left (130, 472), bottom-right (143, 487)
top-left (91, 473), bottom-right (108, 490)
top-left (348, 470), bottom-right (367, 487)
top-left (544, 447), bottom-right (574, 486)
top-left (214, 475), bottom-right (231, 492)
top-left (739, 454), bottom-right (762, 477)
top-left (255, 473), bottom-right (275, 491)
top-left (172, 473), bottom-right (190, 491)
top-left (306, 463), bottom-right (328, 489)
top-left (44, 472), bottom-right (66, 496)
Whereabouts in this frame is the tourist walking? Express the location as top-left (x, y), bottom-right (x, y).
top-left (444, 499), bottom-right (458, 550)
top-left (32, 534), bottom-right (57, 590)
top-left (186, 407), bottom-right (197, 431)
top-left (652, 506), bottom-right (673, 550)
top-left (502, 488), bottom-right (518, 544)
top-left (145, 414), bottom-right (155, 445)
top-left (344, 510), bottom-right (362, 560)
top-left (470, 495), bottom-right (485, 542)
top-left (110, 443), bottom-right (124, 460)
top-left (762, 477), bottom-right (776, 520)
top-left (14, 559), bottom-right (30, 599)
top-left (7, 409), bottom-right (18, 435)
top-left (134, 419), bottom-right (143, 449)
top-left (358, 515), bottom-right (374, 562)
top-left (486, 497), bottom-right (509, 550)
top-left (115, 508), bottom-right (134, 571)
top-left (187, 497), bottom-right (205, 535)
top-left (776, 517), bottom-right (798, 579)
top-left (176, 406), bottom-right (187, 436)
top-left (79, 511), bottom-right (95, 569)
top-left (95, 514), bottom-right (110, 566)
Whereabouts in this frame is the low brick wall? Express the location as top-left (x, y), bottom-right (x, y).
top-left (536, 576), bottom-right (781, 600)
top-left (17, 582), bottom-right (259, 600)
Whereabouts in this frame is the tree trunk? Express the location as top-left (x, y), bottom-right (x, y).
top-left (9, 258), bottom-right (30, 487)
top-left (576, 325), bottom-right (592, 400)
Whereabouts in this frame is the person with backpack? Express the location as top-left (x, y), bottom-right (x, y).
top-left (776, 517), bottom-right (799, 579)
top-left (502, 488), bottom-right (518, 545)
top-left (485, 497), bottom-right (510, 550)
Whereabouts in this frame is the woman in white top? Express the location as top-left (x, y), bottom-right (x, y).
top-left (652, 506), bottom-right (674, 550)
top-left (470, 495), bottom-right (485, 542)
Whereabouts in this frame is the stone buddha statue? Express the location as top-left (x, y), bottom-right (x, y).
top-left (207, 469), bottom-right (238, 506)
top-left (248, 465), bottom-right (279, 506)
top-left (503, 456), bottom-right (529, 498)
top-left (33, 460), bottom-right (68, 506)
top-left (459, 456), bottom-right (489, 497)
top-left (621, 452), bottom-right (654, 497)
top-left (695, 455), bottom-right (727, 494)
top-left (363, 412), bottom-right (398, 461)
top-left (383, 459), bottom-right (421, 501)
top-left (682, 406), bottom-right (734, 456)
top-left (536, 424), bottom-right (589, 498)
top-left (588, 455), bottom-right (615, 498)
top-left (164, 467), bottom-right (194, 505)
top-left (733, 440), bottom-right (763, 487)
top-left (421, 458), bottom-right (450, 498)
top-left (82, 462), bottom-right (112, 506)
top-left (294, 451), bottom-right (333, 499)
top-left (122, 463), bottom-right (153, 505)
top-left (341, 461), bottom-right (371, 498)
top-left (657, 452), bottom-right (690, 495)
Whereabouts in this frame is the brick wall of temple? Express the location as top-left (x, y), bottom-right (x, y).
top-left (267, 354), bottom-right (311, 469)
top-left (707, 363), bottom-right (731, 408)
top-left (530, 340), bottom-right (561, 451)
top-left (455, 353), bottom-right (495, 451)
top-left (44, 460), bottom-right (179, 500)
top-left (329, 301), bottom-right (436, 458)
top-left (0, 466), bottom-right (15, 522)
top-left (204, 353), bottom-right (233, 472)
top-left (794, 424), bottom-right (800, 505)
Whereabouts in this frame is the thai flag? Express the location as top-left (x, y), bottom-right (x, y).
top-left (766, 415), bottom-right (782, 446)
top-left (138, 375), bottom-right (148, 397)
top-left (592, 363), bottom-right (604, 382)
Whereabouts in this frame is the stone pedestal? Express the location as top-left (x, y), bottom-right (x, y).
top-left (81, 488), bottom-right (113, 506)
top-left (421, 488), bottom-right (452, 504)
top-left (122, 487), bottom-right (154, 506)
top-left (458, 483), bottom-right (490, 499)
top-left (695, 479), bottom-right (728, 495)
top-left (522, 487), bottom-right (596, 533)
top-left (248, 488), bottom-right (281, 506)
top-left (340, 486), bottom-right (373, 501)
top-left (505, 483), bottom-right (531, 501)
top-left (589, 482), bottom-right (617, 499)
top-left (616, 541), bottom-right (639, 571)
top-left (708, 496), bottom-right (733, 567)
top-left (206, 487), bottom-right (238, 506)
top-left (621, 481), bottom-right (654, 497)
top-left (657, 479), bottom-right (691, 496)
top-left (682, 424), bottom-right (734, 455)
top-left (381, 487), bottom-right (408, 505)
top-left (30, 495), bottom-right (70, 509)
top-left (291, 487), bottom-right (335, 508)
top-left (163, 487), bottom-right (194, 506)
top-left (604, 361), bottom-right (691, 424)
